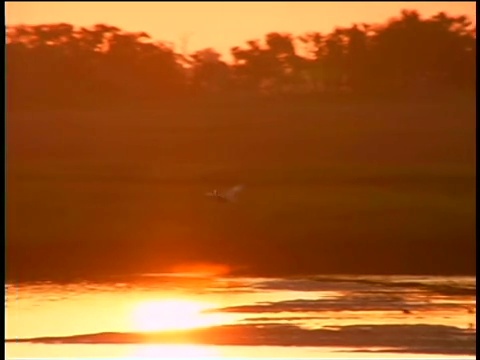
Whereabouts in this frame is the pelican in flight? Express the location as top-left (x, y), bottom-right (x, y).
top-left (205, 184), bottom-right (245, 203)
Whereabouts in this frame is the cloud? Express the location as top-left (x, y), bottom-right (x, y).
top-left (240, 315), bottom-right (332, 322)
top-left (309, 276), bottom-right (476, 296)
top-left (206, 292), bottom-right (463, 314)
top-left (249, 276), bottom-right (476, 297)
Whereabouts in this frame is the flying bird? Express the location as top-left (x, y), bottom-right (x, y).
top-left (205, 184), bottom-right (245, 203)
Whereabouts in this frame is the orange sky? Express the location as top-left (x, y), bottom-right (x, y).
top-left (5, 2), bottom-right (476, 57)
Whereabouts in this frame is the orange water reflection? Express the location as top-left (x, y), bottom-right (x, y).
top-left (131, 299), bottom-right (226, 332)
top-left (5, 278), bottom-right (324, 339)
top-left (6, 343), bottom-right (476, 359)
top-left (5, 275), bottom-right (476, 359)
top-left (129, 344), bottom-right (218, 358)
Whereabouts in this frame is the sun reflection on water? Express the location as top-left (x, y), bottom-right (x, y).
top-left (129, 344), bottom-right (219, 359)
top-left (5, 275), bottom-right (476, 359)
top-left (131, 299), bottom-right (227, 332)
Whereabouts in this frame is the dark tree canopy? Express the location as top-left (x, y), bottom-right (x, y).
top-left (6, 10), bottom-right (476, 110)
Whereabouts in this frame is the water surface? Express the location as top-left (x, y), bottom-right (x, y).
top-left (6, 274), bottom-right (476, 359)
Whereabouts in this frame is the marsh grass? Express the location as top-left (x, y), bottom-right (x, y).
top-left (7, 97), bottom-right (475, 279)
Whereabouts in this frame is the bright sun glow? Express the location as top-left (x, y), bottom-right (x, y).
top-left (131, 344), bottom-right (219, 358)
top-left (131, 299), bottom-right (223, 332)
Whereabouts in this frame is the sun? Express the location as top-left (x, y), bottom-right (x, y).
top-left (131, 299), bottom-right (222, 332)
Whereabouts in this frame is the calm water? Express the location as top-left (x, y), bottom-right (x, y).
top-left (5, 274), bottom-right (476, 359)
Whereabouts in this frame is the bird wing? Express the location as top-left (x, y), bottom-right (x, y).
top-left (224, 184), bottom-right (245, 201)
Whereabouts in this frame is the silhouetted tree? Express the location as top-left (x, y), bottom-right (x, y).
top-left (370, 10), bottom-right (475, 94)
top-left (189, 48), bottom-right (231, 95)
top-left (6, 24), bottom-right (185, 109)
top-left (6, 10), bottom-right (476, 109)
top-left (230, 39), bottom-right (277, 95)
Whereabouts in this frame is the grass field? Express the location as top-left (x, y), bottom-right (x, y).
top-left (7, 97), bottom-right (476, 280)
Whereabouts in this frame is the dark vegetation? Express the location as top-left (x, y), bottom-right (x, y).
top-left (6, 324), bottom-right (476, 356)
top-left (6, 10), bottom-right (476, 108)
top-left (6, 10), bottom-right (476, 281)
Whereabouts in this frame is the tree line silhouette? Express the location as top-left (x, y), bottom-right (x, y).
top-left (6, 9), bottom-right (476, 109)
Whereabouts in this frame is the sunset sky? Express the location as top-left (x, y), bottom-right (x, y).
top-left (5, 1), bottom-right (476, 57)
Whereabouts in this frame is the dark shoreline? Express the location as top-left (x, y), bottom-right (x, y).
top-left (5, 272), bottom-right (477, 286)
top-left (5, 324), bottom-right (476, 356)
